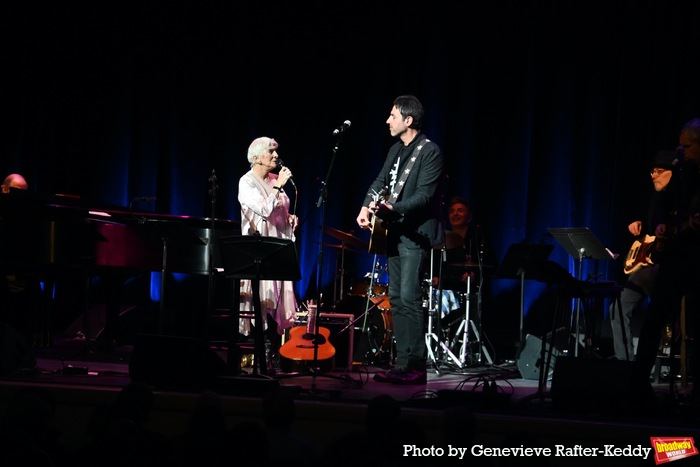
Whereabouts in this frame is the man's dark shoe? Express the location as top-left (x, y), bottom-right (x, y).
top-left (391, 368), bottom-right (427, 385)
top-left (373, 368), bottom-right (404, 383)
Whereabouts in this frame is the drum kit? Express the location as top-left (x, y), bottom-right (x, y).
top-left (321, 227), bottom-right (394, 364)
top-left (321, 226), bottom-right (495, 369)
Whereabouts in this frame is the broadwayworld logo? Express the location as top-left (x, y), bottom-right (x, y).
top-left (650, 437), bottom-right (698, 464)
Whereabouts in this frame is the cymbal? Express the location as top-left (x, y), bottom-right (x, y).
top-left (317, 242), bottom-right (363, 254)
top-left (323, 227), bottom-right (368, 249)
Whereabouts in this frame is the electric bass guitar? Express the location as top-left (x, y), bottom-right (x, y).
top-left (279, 304), bottom-right (335, 373)
top-left (624, 234), bottom-right (656, 275)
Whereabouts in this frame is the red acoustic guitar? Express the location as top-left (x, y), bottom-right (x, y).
top-left (279, 304), bottom-right (335, 373)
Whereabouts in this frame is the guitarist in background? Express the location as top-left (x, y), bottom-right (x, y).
top-left (356, 95), bottom-right (445, 385)
top-left (609, 150), bottom-right (678, 361)
top-left (633, 118), bottom-right (700, 407)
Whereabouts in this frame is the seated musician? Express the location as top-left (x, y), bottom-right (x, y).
top-left (435, 196), bottom-right (477, 323)
top-left (1, 173), bottom-right (45, 348)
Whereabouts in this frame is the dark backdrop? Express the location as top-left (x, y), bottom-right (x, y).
top-left (5, 1), bottom-right (700, 360)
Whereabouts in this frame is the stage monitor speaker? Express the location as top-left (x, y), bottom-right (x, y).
top-left (129, 333), bottom-right (230, 391)
top-left (550, 356), bottom-right (635, 415)
top-left (0, 324), bottom-right (36, 376)
top-left (516, 332), bottom-right (563, 380)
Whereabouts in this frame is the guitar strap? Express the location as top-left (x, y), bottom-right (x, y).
top-left (389, 137), bottom-right (430, 203)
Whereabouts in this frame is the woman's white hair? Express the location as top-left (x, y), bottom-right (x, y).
top-left (247, 137), bottom-right (279, 167)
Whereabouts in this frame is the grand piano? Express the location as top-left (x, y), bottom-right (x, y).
top-left (0, 189), bottom-right (241, 273)
top-left (0, 189), bottom-right (241, 345)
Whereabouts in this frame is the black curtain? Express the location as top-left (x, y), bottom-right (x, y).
top-left (4, 1), bottom-right (700, 358)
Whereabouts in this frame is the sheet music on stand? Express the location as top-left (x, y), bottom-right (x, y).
top-left (547, 227), bottom-right (618, 262)
top-left (219, 236), bottom-right (301, 376)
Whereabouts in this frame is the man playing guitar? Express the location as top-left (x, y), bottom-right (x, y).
top-left (610, 149), bottom-right (678, 361)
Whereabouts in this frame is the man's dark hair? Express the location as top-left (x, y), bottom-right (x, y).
top-left (393, 95), bottom-right (424, 130)
top-left (680, 117), bottom-right (700, 143)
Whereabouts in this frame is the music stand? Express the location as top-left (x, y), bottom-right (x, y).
top-left (547, 227), bottom-right (618, 356)
top-left (494, 243), bottom-right (554, 347)
top-left (495, 242), bottom-right (581, 404)
top-left (219, 235), bottom-right (301, 376)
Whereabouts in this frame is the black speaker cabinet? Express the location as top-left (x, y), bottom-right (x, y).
top-left (550, 356), bottom-right (635, 415)
top-left (129, 333), bottom-right (230, 390)
top-left (0, 324), bottom-right (36, 376)
top-left (516, 333), bottom-right (560, 380)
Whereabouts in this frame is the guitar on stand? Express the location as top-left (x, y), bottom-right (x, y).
top-left (279, 301), bottom-right (336, 373)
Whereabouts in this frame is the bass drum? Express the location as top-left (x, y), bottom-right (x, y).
top-left (333, 295), bottom-right (394, 365)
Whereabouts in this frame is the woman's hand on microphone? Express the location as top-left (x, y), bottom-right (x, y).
top-left (278, 167), bottom-right (293, 186)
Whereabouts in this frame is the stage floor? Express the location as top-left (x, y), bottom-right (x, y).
top-left (1, 334), bottom-right (700, 467)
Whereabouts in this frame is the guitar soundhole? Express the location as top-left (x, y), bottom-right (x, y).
top-left (301, 333), bottom-right (327, 345)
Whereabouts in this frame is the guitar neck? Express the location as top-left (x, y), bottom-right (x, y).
top-left (307, 305), bottom-right (318, 334)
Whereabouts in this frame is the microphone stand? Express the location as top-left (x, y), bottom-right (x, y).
top-left (302, 129), bottom-right (359, 390)
top-left (206, 170), bottom-right (218, 343)
top-left (275, 129), bottom-right (360, 392)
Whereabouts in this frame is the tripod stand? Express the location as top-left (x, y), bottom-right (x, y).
top-left (447, 273), bottom-right (493, 366)
top-left (425, 248), bottom-right (462, 372)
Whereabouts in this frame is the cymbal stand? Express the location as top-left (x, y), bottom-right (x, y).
top-left (332, 243), bottom-right (348, 304)
top-left (425, 249), bottom-right (462, 372)
top-left (358, 254), bottom-right (379, 334)
top-left (450, 253), bottom-right (494, 367)
top-left (474, 255), bottom-right (493, 365)
top-left (451, 274), bottom-right (472, 366)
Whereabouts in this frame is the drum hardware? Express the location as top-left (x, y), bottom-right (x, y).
top-left (317, 229), bottom-right (368, 304)
top-left (445, 269), bottom-right (493, 367)
top-left (425, 248), bottom-right (462, 372)
top-left (335, 256), bottom-right (395, 365)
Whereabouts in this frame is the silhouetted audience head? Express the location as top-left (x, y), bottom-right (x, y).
top-left (114, 382), bottom-right (155, 428)
top-left (365, 393), bottom-right (401, 434)
top-left (262, 387), bottom-right (296, 430)
top-left (0, 386), bottom-right (59, 465)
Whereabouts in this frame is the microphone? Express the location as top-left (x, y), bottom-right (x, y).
top-left (332, 120), bottom-right (352, 135)
top-left (276, 159), bottom-right (296, 187)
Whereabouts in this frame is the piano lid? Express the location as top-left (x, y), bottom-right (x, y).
top-left (1, 189), bottom-right (241, 274)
